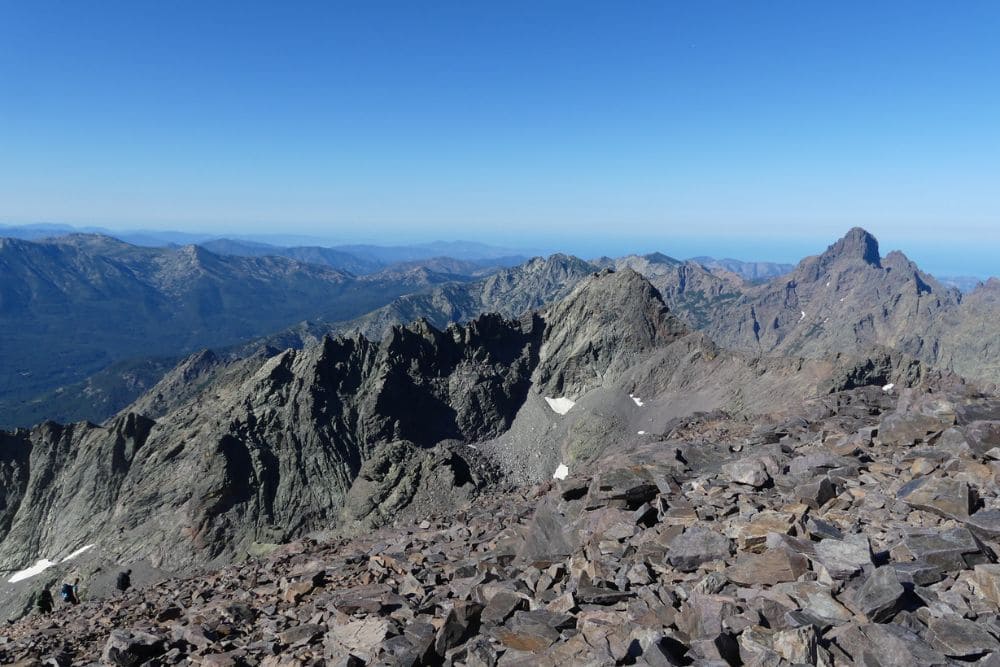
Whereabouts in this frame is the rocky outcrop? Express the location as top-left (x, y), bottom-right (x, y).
top-left (0, 312), bottom-right (540, 578)
top-left (533, 268), bottom-right (688, 396)
top-left (595, 253), bottom-right (747, 330)
top-left (339, 440), bottom-right (482, 532)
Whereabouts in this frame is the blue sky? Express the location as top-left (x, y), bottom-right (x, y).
top-left (1, 1), bottom-right (998, 273)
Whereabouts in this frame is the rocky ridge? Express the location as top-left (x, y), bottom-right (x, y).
top-left (8, 228), bottom-right (1000, 432)
top-left (4, 230), bottom-right (1000, 665)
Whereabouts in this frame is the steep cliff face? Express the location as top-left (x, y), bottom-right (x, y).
top-left (0, 414), bottom-right (154, 571)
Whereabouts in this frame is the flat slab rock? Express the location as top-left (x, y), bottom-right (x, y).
top-left (851, 566), bottom-right (905, 623)
top-left (925, 615), bottom-right (1000, 658)
top-left (813, 534), bottom-right (873, 579)
top-left (897, 475), bottom-right (974, 520)
top-left (666, 525), bottom-right (732, 572)
top-left (727, 547), bottom-right (808, 585)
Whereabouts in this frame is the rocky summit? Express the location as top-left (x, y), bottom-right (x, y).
top-left (5, 382), bottom-right (1000, 665)
top-left (2, 229), bottom-right (1000, 665)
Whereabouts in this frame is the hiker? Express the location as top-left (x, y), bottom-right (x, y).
top-left (36, 587), bottom-right (53, 615)
top-left (115, 569), bottom-right (132, 593)
top-left (60, 578), bottom-right (80, 605)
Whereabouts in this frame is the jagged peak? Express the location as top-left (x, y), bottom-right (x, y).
top-left (821, 227), bottom-right (882, 267)
top-left (313, 332), bottom-right (378, 366)
top-left (534, 267), bottom-right (688, 396)
top-left (382, 318), bottom-right (447, 353)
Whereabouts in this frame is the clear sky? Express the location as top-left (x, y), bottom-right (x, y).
top-left (1, 1), bottom-right (998, 273)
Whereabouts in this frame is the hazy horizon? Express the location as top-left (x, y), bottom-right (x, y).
top-left (2, 219), bottom-right (995, 279)
top-left (2, 3), bottom-right (998, 277)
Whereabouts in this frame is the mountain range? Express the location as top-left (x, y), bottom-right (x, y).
top-left (3, 227), bottom-right (1000, 664)
top-left (294, 230), bottom-right (1000, 388)
top-left (0, 264), bottom-right (937, 582)
top-left (1, 228), bottom-right (997, 557)
top-left (0, 233), bottom-right (792, 429)
top-left (0, 234), bottom-right (493, 427)
top-left (3, 228), bottom-right (999, 432)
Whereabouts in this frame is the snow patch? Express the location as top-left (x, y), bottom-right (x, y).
top-left (6, 543), bottom-right (97, 583)
top-left (629, 394), bottom-right (645, 407)
top-left (826, 281), bottom-right (831, 287)
top-left (553, 463), bottom-right (569, 480)
top-left (544, 397), bottom-right (575, 415)
top-left (882, 383), bottom-right (895, 392)
top-left (800, 310), bottom-right (806, 321)
top-left (8, 559), bottom-right (58, 583)
top-left (637, 430), bottom-right (647, 435)
top-left (61, 544), bottom-right (95, 562)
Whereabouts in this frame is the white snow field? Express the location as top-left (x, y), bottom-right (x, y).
top-left (544, 396), bottom-right (575, 415)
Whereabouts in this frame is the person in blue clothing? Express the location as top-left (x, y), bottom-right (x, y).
top-left (59, 578), bottom-right (80, 605)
